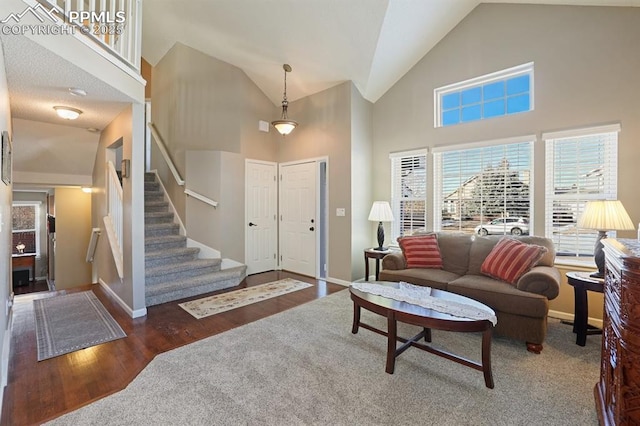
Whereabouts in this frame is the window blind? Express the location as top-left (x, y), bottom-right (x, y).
top-left (544, 129), bottom-right (618, 257)
top-left (433, 140), bottom-right (533, 235)
top-left (390, 151), bottom-right (427, 242)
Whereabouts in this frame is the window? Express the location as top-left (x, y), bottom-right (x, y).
top-left (12, 203), bottom-right (40, 255)
top-left (544, 124), bottom-right (619, 257)
top-left (435, 63), bottom-right (534, 127)
top-left (433, 137), bottom-right (534, 235)
top-left (390, 150), bottom-right (427, 242)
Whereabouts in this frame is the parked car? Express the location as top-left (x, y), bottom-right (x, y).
top-left (474, 217), bottom-right (530, 236)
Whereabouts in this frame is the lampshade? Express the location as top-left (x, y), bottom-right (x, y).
top-left (272, 64), bottom-right (298, 136)
top-left (53, 106), bottom-right (82, 120)
top-left (368, 201), bottom-right (394, 222)
top-left (577, 200), bottom-right (634, 231)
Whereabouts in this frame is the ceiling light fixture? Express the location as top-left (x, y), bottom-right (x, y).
top-left (54, 106), bottom-right (82, 120)
top-left (271, 64), bottom-right (298, 136)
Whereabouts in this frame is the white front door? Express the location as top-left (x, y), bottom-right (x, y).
top-left (280, 161), bottom-right (317, 277)
top-left (245, 160), bottom-right (278, 275)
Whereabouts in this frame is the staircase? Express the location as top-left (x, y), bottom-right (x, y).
top-left (144, 173), bottom-right (246, 306)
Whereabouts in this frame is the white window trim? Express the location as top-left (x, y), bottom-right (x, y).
top-left (434, 62), bottom-right (535, 128)
top-left (543, 125), bottom-right (620, 257)
top-left (12, 201), bottom-right (41, 257)
top-left (433, 137), bottom-right (535, 234)
top-left (389, 149), bottom-right (428, 244)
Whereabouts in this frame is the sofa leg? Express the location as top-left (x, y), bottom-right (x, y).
top-left (526, 342), bottom-right (543, 354)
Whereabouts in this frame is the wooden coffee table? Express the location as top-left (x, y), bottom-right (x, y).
top-left (350, 282), bottom-right (495, 388)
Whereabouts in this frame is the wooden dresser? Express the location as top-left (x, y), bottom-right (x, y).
top-left (596, 238), bottom-right (640, 425)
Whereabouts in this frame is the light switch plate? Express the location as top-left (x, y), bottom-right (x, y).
top-left (336, 208), bottom-right (345, 216)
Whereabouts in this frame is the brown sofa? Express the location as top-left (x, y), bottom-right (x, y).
top-left (379, 233), bottom-right (561, 353)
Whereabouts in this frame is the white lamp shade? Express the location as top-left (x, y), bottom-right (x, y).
top-left (54, 106), bottom-right (82, 120)
top-left (368, 201), bottom-right (394, 222)
top-left (577, 200), bottom-right (635, 231)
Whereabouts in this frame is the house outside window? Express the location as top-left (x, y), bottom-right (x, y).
top-left (433, 137), bottom-right (534, 235)
top-left (390, 150), bottom-right (428, 243)
top-left (434, 63), bottom-right (534, 127)
top-left (12, 203), bottom-right (40, 255)
top-left (544, 124), bottom-right (619, 258)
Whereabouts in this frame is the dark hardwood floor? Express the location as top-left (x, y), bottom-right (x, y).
top-left (1, 271), bottom-right (346, 426)
top-left (12, 280), bottom-right (49, 296)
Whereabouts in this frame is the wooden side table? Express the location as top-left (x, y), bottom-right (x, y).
top-left (566, 271), bottom-right (604, 346)
top-left (12, 254), bottom-right (36, 282)
top-left (364, 248), bottom-right (391, 281)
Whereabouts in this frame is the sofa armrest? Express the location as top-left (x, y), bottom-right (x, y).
top-left (516, 266), bottom-right (561, 300)
top-left (381, 252), bottom-right (406, 271)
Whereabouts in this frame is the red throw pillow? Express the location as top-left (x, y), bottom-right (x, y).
top-left (481, 237), bottom-right (547, 285)
top-left (398, 234), bottom-right (443, 269)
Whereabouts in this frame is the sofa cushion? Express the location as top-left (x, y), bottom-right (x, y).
top-left (436, 232), bottom-right (473, 276)
top-left (481, 237), bottom-right (547, 284)
top-left (448, 274), bottom-right (549, 318)
top-left (378, 269), bottom-right (459, 291)
top-left (398, 234), bottom-right (443, 269)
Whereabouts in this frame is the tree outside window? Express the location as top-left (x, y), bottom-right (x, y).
top-left (12, 204), bottom-right (39, 255)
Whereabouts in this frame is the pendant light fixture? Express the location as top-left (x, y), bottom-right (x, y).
top-left (272, 64), bottom-right (298, 136)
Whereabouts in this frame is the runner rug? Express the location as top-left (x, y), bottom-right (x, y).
top-left (34, 291), bottom-right (126, 361)
top-left (179, 278), bottom-right (313, 319)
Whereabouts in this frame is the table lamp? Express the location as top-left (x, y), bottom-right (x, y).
top-left (577, 200), bottom-right (635, 278)
top-left (368, 201), bottom-right (394, 251)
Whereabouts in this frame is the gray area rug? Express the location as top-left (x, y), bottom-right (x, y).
top-left (47, 289), bottom-right (600, 425)
top-left (34, 291), bottom-right (126, 361)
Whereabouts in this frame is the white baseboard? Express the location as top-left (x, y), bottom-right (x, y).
top-left (325, 277), bottom-right (351, 287)
top-left (548, 309), bottom-right (603, 329)
top-left (98, 279), bottom-right (147, 318)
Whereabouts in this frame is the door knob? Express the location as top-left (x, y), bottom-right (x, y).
top-left (249, 222), bottom-right (257, 227)
top-left (309, 227), bottom-right (315, 231)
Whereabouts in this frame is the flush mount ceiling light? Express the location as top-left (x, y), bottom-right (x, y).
top-left (53, 106), bottom-right (82, 120)
top-left (271, 64), bottom-right (298, 136)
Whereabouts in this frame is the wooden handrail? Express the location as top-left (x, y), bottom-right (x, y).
top-left (148, 122), bottom-right (185, 186)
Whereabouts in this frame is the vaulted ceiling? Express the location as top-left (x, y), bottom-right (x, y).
top-left (142, 0), bottom-right (640, 105)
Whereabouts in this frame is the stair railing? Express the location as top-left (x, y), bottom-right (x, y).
top-left (148, 122), bottom-right (185, 186)
top-left (32, 0), bottom-right (142, 71)
top-left (148, 122), bottom-right (218, 208)
top-left (104, 160), bottom-right (124, 278)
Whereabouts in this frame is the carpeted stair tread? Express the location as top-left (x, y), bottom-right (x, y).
top-left (145, 234), bottom-right (187, 251)
top-left (145, 266), bottom-right (247, 307)
top-left (144, 211), bottom-right (174, 224)
top-left (145, 222), bottom-right (180, 237)
top-left (142, 172), bottom-right (247, 307)
top-left (145, 259), bottom-right (222, 285)
top-left (145, 246), bottom-right (200, 261)
top-left (144, 201), bottom-right (170, 213)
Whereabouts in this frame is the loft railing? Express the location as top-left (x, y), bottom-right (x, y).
top-left (33, 0), bottom-right (142, 71)
top-left (104, 160), bottom-right (124, 278)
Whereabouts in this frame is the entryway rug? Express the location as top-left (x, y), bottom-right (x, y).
top-left (179, 278), bottom-right (313, 319)
top-left (34, 291), bottom-right (126, 361)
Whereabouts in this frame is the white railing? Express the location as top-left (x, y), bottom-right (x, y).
top-left (35, 0), bottom-right (142, 70)
top-left (105, 160), bottom-right (124, 278)
top-left (148, 122), bottom-right (185, 186)
top-left (184, 188), bottom-right (218, 209)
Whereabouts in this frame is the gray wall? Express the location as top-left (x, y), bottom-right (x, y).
top-left (278, 82), bottom-right (354, 282)
top-left (185, 150), bottom-right (245, 262)
top-left (0, 42), bottom-right (12, 390)
top-left (372, 4), bottom-right (640, 236)
top-left (93, 104), bottom-right (147, 314)
top-left (151, 43), bottom-right (277, 222)
top-left (350, 85), bottom-right (373, 281)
